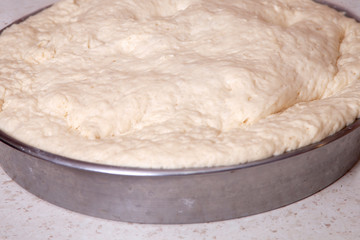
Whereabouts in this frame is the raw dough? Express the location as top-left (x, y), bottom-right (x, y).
top-left (0, 0), bottom-right (360, 168)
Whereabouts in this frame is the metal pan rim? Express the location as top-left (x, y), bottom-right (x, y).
top-left (1, 118), bottom-right (359, 176)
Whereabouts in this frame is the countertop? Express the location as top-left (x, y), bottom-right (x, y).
top-left (0, 0), bottom-right (360, 239)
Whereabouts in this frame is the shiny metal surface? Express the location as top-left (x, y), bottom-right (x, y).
top-left (0, 0), bottom-right (360, 224)
top-left (0, 120), bottom-right (360, 224)
top-left (315, 0), bottom-right (360, 21)
top-left (1, 120), bottom-right (360, 224)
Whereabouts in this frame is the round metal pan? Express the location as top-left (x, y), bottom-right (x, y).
top-left (1, 0), bottom-right (360, 224)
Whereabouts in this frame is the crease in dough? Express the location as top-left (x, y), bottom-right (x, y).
top-left (0, 0), bottom-right (360, 168)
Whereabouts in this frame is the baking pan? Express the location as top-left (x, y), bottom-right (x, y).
top-left (1, 0), bottom-right (360, 224)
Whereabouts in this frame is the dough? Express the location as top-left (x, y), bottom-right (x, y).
top-left (0, 0), bottom-right (360, 168)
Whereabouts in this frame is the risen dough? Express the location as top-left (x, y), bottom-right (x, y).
top-left (0, 0), bottom-right (360, 168)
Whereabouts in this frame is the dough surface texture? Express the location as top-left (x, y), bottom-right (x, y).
top-left (0, 0), bottom-right (360, 168)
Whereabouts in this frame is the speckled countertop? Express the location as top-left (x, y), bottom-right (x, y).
top-left (0, 0), bottom-right (360, 239)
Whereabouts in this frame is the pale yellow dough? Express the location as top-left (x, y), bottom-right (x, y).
top-left (0, 0), bottom-right (360, 168)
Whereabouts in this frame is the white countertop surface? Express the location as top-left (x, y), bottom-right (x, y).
top-left (0, 0), bottom-right (360, 239)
